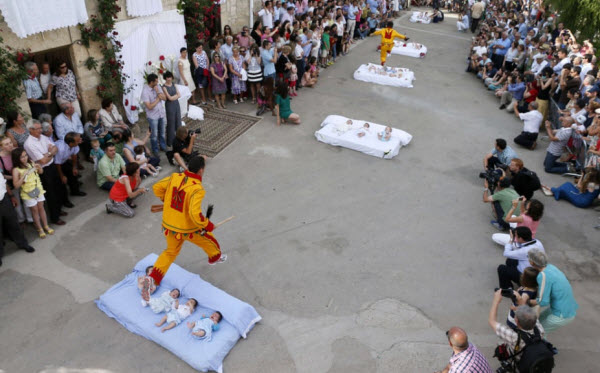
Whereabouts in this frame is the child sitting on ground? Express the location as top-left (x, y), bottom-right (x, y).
top-left (187, 311), bottom-right (223, 341)
top-left (507, 267), bottom-right (539, 330)
top-left (156, 298), bottom-right (198, 332)
top-left (89, 138), bottom-right (105, 172)
top-left (138, 266), bottom-right (157, 304)
top-left (134, 145), bottom-right (159, 177)
top-left (378, 126), bottom-right (393, 141)
top-left (143, 288), bottom-right (180, 313)
top-left (301, 57), bottom-right (319, 88)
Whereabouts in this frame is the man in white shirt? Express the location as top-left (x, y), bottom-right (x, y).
top-left (221, 36), bottom-right (234, 62)
top-left (513, 101), bottom-right (542, 150)
top-left (580, 53), bottom-right (594, 81)
top-left (23, 119), bottom-right (67, 225)
top-left (530, 54), bottom-right (548, 76)
top-left (497, 226), bottom-right (544, 289)
top-left (39, 62), bottom-right (52, 95)
top-left (55, 132), bottom-right (86, 197)
top-left (280, 6), bottom-right (295, 24)
top-left (258, 1), bottom-right (274, 28)
top-left (0, 173), bottom-right (35, 265)
top-left (552, 48), bottom-right (571, 74)
top-left (53, 102), bottom-right (84, 141)
top-left (273, 1), bottom-right (283, 22)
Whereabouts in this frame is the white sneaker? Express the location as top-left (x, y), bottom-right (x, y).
top-left (208, 254), bottom-right (228, 265)
top-left (141, 299), bottom-right (148, 307)
top-left (156, 166), bottom-right (162, 171)
top-left (151, 172), bottom-right (158, 177)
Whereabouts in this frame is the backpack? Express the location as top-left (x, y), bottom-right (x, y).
top-left (521, 168), bottom-right (541, 191)
top-left (515, 327), bottom-right (555, 373)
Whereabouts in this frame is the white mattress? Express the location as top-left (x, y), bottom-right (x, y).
top-left (315, 115), bottom-right (412, 159)
top-left (391, 41), bottom-right (427, 58)
top-left (353, 63), bottom-right (415, 88)
top-left (410, 11), bottom-right (432, 24)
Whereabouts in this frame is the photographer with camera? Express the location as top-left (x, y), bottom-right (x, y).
top-left (497, 226), bottom-right (545, 290)
top-left (513, 102), bottom-right (542, 151)
top-left (506, 159), bottom-right (541, 200)
top-left (433, 327), bottom-right (492, 373)
top-left (483, 175), bottom-right (520, 231)
top-left (489, 290), bottom-right (554, 373)
top-left (483, 139), bottom-right (518, 171)
top-left (168, 126), bottom-right (201, 172)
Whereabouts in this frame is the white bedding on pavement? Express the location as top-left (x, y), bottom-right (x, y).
top-left (410, 11), bottom-right (432, 24)
top-left (315, 115), bottom-right (412, 159)
top-left (391, 41), bottom-right (427, 58)
top-left (353, 63), bottom-right (415, 88)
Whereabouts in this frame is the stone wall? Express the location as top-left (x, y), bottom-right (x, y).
top-left (0, 0), bottom-right (178, 119)
top-left (220, 0), bottom-right (262, 33)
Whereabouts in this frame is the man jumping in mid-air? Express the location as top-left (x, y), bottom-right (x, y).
top-left (370, 21), bottom-right (409, 66)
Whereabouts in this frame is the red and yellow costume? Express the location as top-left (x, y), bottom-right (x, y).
top-left (149, 170), bottom-right (222, 285)
top-left (371, 28), bottom-right (407, 65)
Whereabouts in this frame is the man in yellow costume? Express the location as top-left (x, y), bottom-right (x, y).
top-left (371, 21), bottom-right (409, 66)
top-left (141, 156), bottom-right (226, 298)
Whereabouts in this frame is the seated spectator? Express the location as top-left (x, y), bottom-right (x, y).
top-left (275, 82), bottom-right (301, 125)
top-left (96, 142), bottom-right (126, 191)
top-left (84, 109), bottom-right (112, 147)
top-left (38, 114), bottom-right (54, 140)
top-left (483, 138), bottom-right (518, 170)
top-left (513, 102), bottom-right (543, 150)
top-left (54, 102), bottom-right (84, 141)
top-left (99, 98), bottom-right (128, 133)
top-left (483, 177), bottom-right (520, 231)
top-left (542, 168), bottom-right (600, 208)
top-left (543, 118), bottom-right (575, 174)
top-left (121, 129), bottom-right (159, 178)
top-left (492, 198), bottom-right (544, 246)
top-left (507, 159), bottom-right (541, 200)
top-left (105, 162), bottom-right (147, 217)
top-left (54, 132), bottom-right (86, 198)
top-left (497, 226), bottom-right (545, 289)
top-left (170, 127), bottom-right (199, 171)
top-left (527, 249), bottom-right (578, 332)
top-left (456, 12), bottom-right (469, 32)
top-left (433, 327), bottom-right (492, 373)
top-left (506, 268), bottom-right (540, 330)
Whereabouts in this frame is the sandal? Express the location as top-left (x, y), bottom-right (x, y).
top-left (233, 99), bottom-right (238, 104)
top-left (44, 226), bottom-right (55, 235)
top-left (38, 229), bottom-right (46, 239)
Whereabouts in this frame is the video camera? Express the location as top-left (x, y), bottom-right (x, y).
top-left (479, 168), bottom-right (504, 193)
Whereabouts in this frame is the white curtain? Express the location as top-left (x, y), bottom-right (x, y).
top-left (114, 10), bottom-right (186, 123)
top-left (0, 0), bottom-right (88, 38)
top-left (126, 0), bottom-right (163, 17)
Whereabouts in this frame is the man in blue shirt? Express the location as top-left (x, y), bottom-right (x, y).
top-left (346, 0), bottom-right (359, 40)
top-left (484, 138), bottom-right (518, 170)
top-left (490, 32), bottom-right (511, 69)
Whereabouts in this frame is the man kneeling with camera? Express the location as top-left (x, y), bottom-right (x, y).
top-left (167, 126), bottom-right (202, 171)
top-left (489, 290), bottom-right (555, 373)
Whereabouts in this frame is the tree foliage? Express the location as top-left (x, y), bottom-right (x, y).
top-left (546, 0), bottom-right (600, 49)
top-left (0, 33), bottom-right (30, 119)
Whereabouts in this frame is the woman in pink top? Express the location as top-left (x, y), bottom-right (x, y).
top-left (492, 198), bottom-right (544, 246)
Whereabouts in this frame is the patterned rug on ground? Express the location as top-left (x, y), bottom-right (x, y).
top-left (183, 104), bottom-right (261, 158)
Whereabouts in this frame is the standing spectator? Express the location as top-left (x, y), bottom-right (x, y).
top-left (557, 66), bottom-right (581, 110)
top-left (177, 47), bottom-right (196, 103)
top-left (258, 1), bottom-right (274, 29)
top-left (53, 103), bottom-right (84, 141)
top-left (490, 32), bottom-right (511, 69)
top-left (221, 36), bottom-right (235, 62)
top-left (105, 162), bottom-right (146, 217)
top-left (470, 0), bottom-right (485, 33)
top-left (0, 172), bottom-right (35, 266)
top-left (141, 74), bottom-right (167, 155)
top-left (346, 0), bottom-right (358, 40)
top-left (527, 249), bottom-right (578, 332)
top-left (543, 118), bottom-right (575, 174)
top-left (48, 61), bottom-right (82, 117)
top-left (54, 132), bottom-right (86, 198)
top-left (251, 20), bottom-right (264, 46)
top-left (23, 62), bottom-right (49, 119)
top-left (23, 119), bottom-right (66, 225)
top-left (210, 54), bottom-right (228, 109)
top-left (96, 142), bottom-right (126, 191)
top-left (513, 101), bottom-right (542, 150)
top-left (246, 45), bottom-right (263, 104)
top-left (161, 72), bottom-right (181, 148)
top-left (535, 67), bottom-right (554, 123)
top-left (228, 47), bottom-right (247, 104)
top-left (5, 111), bottom-right (29, 148)
top-left (192, 43), bottom-right (210, 105)
top-left (237, 26), bottom-right (251, 48)
top-left (11, 147), bottom-right (53, 239)
top-left (39, 62), bottom-right (52, 98)
top-left (99, 98), bottom-right (128, 133)
top-left (433, 327), bottom-right (492, 373)
top-left (0, 136), bottom-right (32, 224)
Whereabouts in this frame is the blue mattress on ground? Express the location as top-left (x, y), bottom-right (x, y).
top-left (96, 253), bottom-right (261, 372)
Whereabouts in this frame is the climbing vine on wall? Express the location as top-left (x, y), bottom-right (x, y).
top-left (0, 32), bottom-right (30, 118)
top-left (79, 0), bottom-right (127, 102)
top-left (178, 0), bottom-right (221, 49)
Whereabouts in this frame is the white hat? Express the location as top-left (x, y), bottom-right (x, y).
top-left (576, 115), bottom-right (587, 124)
top-left (534, 53), bottom-right (545, 59)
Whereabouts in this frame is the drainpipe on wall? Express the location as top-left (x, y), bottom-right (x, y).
top-left (250, 0), bottom-right (254, 27)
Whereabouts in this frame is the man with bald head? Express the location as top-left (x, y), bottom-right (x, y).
top-left (434, 327), bottom-right (492, 373)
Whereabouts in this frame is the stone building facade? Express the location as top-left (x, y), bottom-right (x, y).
top-left (0, 0), bottom-right (253, 119)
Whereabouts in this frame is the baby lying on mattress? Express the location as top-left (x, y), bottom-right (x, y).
top-left (188, 311), bottom-right (223, 342)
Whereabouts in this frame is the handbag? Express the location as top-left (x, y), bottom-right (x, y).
top-left (26, 186), bottom-right (40, 199)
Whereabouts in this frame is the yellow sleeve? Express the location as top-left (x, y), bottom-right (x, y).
top-left (392, 30), bottom-right (406, 40)
top-left (188, 188), bottom-right (213, 230)
top-left (371, 29), bottom-right (383, 37)
top-left (152, 175), bottom-right (171, 202)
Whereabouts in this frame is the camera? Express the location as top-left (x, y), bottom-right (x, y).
top-left (479, 168), bottom-right (504, 193)
top-left (493, 343), bottom-right (516, 373)
top-left (495, 287), bottom-right (517, 303)
top-left (191, 128), bottom-right (202, 135)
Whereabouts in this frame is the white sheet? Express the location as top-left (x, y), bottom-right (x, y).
top-left (126, 0), bottom-right (163, 17)
top-left (353, 63), bottom-right (415, 88)
top-left (410, 11), bottom-right (432, 24)
top-left (315, 115), bottom-right (412, 159)
top-left (0, 0), bottom-right (88, 38)
top-left (391, 41), bottom-right (428, 58)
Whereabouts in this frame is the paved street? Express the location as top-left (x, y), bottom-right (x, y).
top-left (1, 10), bottom-right (599, 373)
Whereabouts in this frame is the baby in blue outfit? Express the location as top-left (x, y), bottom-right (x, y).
top-left (378, 126), bottom-right (392, 141)
top-left (187, 311), bottom-right (223, 342)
